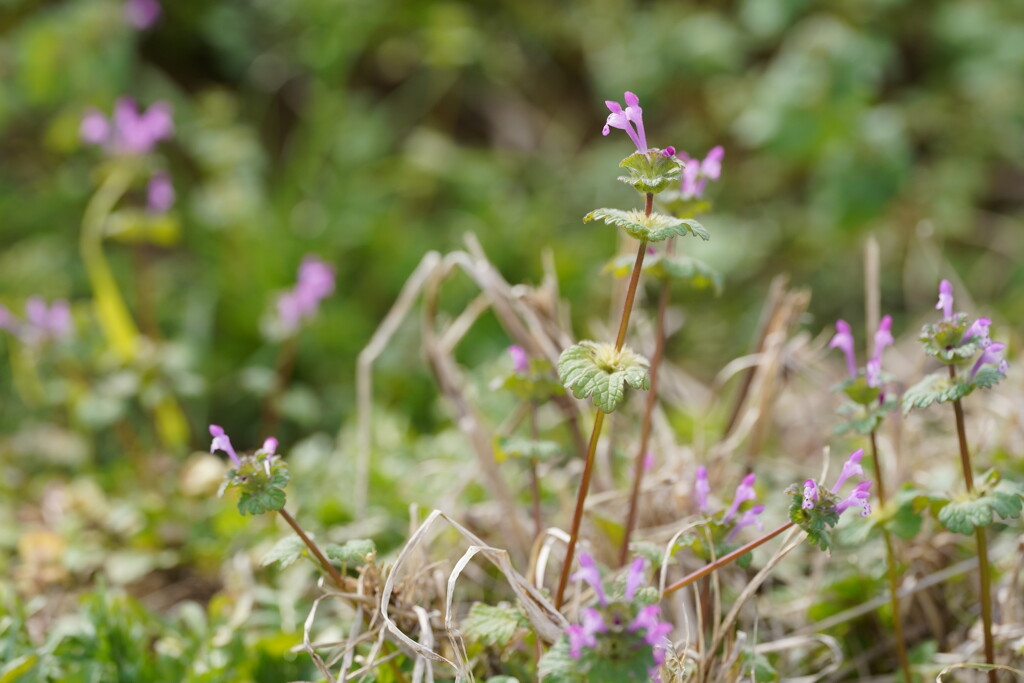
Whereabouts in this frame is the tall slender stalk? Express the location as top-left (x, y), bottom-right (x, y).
top-left (948, 365), bottom-right (997, 682)
top-left (869, 430), bottom-right (912, 682)
top-left (662, 522), bottom-right (794, 597)
top-left (619, 239), bottom-right (673, 566)
top-left (554, 193), bottom-right (653, 609)
top-left (529, 402), bottom-right (543, 540)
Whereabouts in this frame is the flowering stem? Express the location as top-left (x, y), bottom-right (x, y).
top-left (619, 240), bottom-right (673, 566)
top-left (948, 365), bottom-right (996, 681)
top-left (554, 192), bottom-right (654, 609)
top-left (277, 508), bottom-right (346, 589)
top-left (662, 522), bottom-right (794, 597)
top-left (869, 430), bottom-right (912, 682)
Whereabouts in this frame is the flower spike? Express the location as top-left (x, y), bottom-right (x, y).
top-left (936, 280), bottom-right (954, 320)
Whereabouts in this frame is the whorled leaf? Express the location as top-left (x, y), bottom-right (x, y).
top-left (902, 372), bottom-right (971, 412)
top-left (558, 341), bottom-right (650, 413)
top-left (919, 314), bottom-right (984, 363)
top-left (494, 436), bottom-right (562, 463)
top-left (584, 208), bottom-right (709, 243)
top-left (937, 477), bottom-right (1024, 535)
top-left (219, 451), bottom-right (291, 516)
top-left (833, 395), bottom-right (898, 436)
top-left (616, 149), bottom-right (683, 194)
top-left (786, 484), bottom-right (841, 551)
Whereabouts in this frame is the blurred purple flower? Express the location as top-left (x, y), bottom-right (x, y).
top-left (209, 424), bottom-right (240, 466)
top-left (829, 319), bottom-right (857, 378)
top-left (570, 553), bottom-right (607, 606)
top-left (661, 146), bottom-right (676, 157)
top-left (694, 465), bottom-right (710, 512)
top-left (508, 345), bottom-right (528, 374)
top-left (677, 146), bottom-right (724, 198)
top-left (722, 473), bottom-right (756, 523)
top-left (963, 317), bottom-right (991, 346)
top-left (262, 437), bottom-right (279, 453)
top-left (831, 448), bottom-right (864, 493)
top-left (835, 481), bottom-right (873, 518)
top-left (80, 97), bottom-right (173, 155)
top-left (630, 604), bottom-right (673, 665)
top-left (727, 504), bottom-right (766, 542)
top-left (602, 92), bottom-right (647, 152)
top-left (567, 608), bottom-right (607, 659)
top-left (624, 557), bottom-right (646, 600)
top-left (125, 0), bottom-right (161, 29)
top-left (0, 297), bottom-right (73, 346)
top-left (866, 315), bottom-right (893, 388)
top-left (275, 255), bottom-right (335, 335)
top-left (970, 342), bottom-right (1008, 381)
top-left (936, 279), bottom-right (954, 321)
top-left (147, 171), bottom-right (175, 213)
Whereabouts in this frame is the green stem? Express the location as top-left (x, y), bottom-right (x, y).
top-left (555, 194), bottom-right (654, 609)
top-left (663, 522), bottom-right (794, 597)
top-left (869, 430), bottom-right (912, 682)
top-left (948, 365), bottom-right (996, 682)
top-left (619, 240), bottom-right (672, 566)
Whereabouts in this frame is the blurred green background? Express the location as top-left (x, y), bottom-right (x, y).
top-left (1, 0), bottom-right (1022, 677)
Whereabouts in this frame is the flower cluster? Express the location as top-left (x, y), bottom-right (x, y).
top-left (676, 146), bottom-right (724, 199)
top-left (924, 280), bottom-right (1008, 380)
top-left (0, 297), bottom-right (73, 346)
top-left (274, 256), bottom-right (336, 335)
top-left (561, 554), bottom-right (671, 681)
top-left (787, 449), bottom-right (873, 550)
top-left (603, 92), bottom-right (649, 153)
top-left (829, 315), bottom-right (894, 391)
top-left (81, 97), bottom-right (176, 213)
top-left (210, 424), bottom-right (290, 515)
top-left (694, 467), bottom-right (765, 542)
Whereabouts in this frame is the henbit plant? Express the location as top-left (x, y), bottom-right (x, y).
top-left (554, 91), bottom-right (708, 609)
top-left (828, 313), bottom-right (911, 681)
top-left (903, 279), bottom-right (1020, 681)
top-left (619, 146), bottom-right (723, 566)
top-left (662, 448), bottom-right (874, 598)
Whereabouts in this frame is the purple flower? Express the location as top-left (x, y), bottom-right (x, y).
top-left (275, 256), bottom-right (336, 335)
top-left (147, 171), bottom-right (175, 213)
top-left (722, 473), bottom-right (756, 523)
top-left (567, 608), bottom-right (607, 658)
top-left (835, 481), bottom-right (873, 518)
top-left (829, 319), bottom-right (857, 378)
top-left (630, 604), bottom-right (673, 661)
top-left (661, 146), bottom-right (676, 157)
top-left (970, 342), bottom-right (1008, 381)
top-left (964, 317), bottom-right (991, 346)
top-left (677, 146), bottom-right (725, 198)
top-left (124, 0), bottom-right (161, 29)
top-left (570, 553), bottom-right (607, 606)
top-left (262, 437), bottom-right (279, 453)
top-left (624, 557), bottom-right (646, 600)
top-left (936, 280), bottom-right (954, 321)
top-left (1, 297), bottom-right (73, 346)
top-left (831, 449), bottom-right (864, 493)
top-left (694, 465), bottom-right (710, 513)
top-left (727, 504), bottom-right (765, 542)
top-left (801, 479), bottom-right (818, 510)
top-left (209, 424), bottom-right (240, 466)
top-left (602, 92), bottom-right (647, 152)
top-left (507, 345), bottom-right (528, 374)
top-left (643, 451), bottom-right (655, 471)
top-left (80, 97), bottom-right (173, 156)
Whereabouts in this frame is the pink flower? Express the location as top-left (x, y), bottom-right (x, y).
top-left (835, 481), bottom-right (873, 518)
top-left (80, 97), bottom-right (173, 156)
top-left (275, 256), bottom-right (336, 334)
top-left (624, 557), bottom-right (646, 600)
top-left (831, 449), bottom-right (864, 493)
top-left (722, 473), bottom-right (756, 523)
top-left (602, 92), bottom-right (647, 152)
top-left (124, 0), bottom-right (162, 30)
top-left (801, 479), bottom-right (818, 510)
top-left (936, 280), bottom-right (954, 321)
top-left (507, 345), bottom-right (528, 374)
top-left (694, 465), bottom-right (710, 512)
top-left (147, 171), bottom-right (175, 213)
top-left (570, 553), bottom-right (607, 606)
top-left (970, 342), bottom-right (1008, 381)
top-left (1, 297), bottom-right (73, 346)
top-left (829, 319), bottom-right (857, 378)
top-left (209, 424), bottom-right (240, 466)
top-left (677, 146), bottom-right (724, 198)
top-left (567, 608), bottom-right (606, 658)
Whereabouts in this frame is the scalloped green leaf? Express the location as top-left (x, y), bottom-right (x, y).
top-left (616, 149), bottom-right (683, 194)
top-left (584, 208), bottom-right (709, 243)
top-left (970, 365), bottom-right (1006, 391)
top-left (261, 535), bottom-right (306, 569)
top-left (325, 539), bottom-right (377, 565)
top-left (902, 372), bottom-right (975, 413)
top-left (494, 436), bottom-right (562, 463)
top-left (937, 484), bottom-right (1022, 535)
top-left (558, 341), bottom-right (650, 413)
top-left (462, 603), bottom-right (529, 648)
